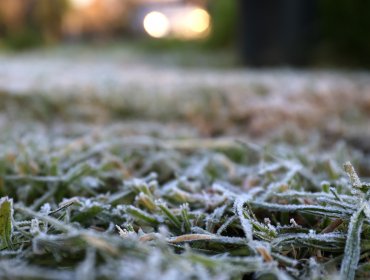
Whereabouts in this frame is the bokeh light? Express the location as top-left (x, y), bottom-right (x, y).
top-left (186, 8), bottom-right (210, 34)
top-left (70, 0), bottom-right (94, 9)
top-left (143, 11), bottom-right (170, 38)
top-left (143, 7), bottom-right (210, 40)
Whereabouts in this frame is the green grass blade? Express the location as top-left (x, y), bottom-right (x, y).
top-left (0, 197), bottom-right (13, 249)
top-left (340, 203), bottom-right (366, 280)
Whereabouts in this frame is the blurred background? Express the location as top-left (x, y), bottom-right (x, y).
top-left (0, 0), bottom-right (370, 142)
top-left (1, 0), bottom-right (370, 67)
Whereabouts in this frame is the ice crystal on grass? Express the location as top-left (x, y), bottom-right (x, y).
top-left (340, 162), bottom-right (370, 280)
top-left (0, 128), bottom-right (369, 279)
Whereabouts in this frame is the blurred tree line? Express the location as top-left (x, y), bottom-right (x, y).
top-left (0, 0), bottom-right (369, 67)
top-left (208, 0), bottom-right (370, 67)
top-left (319, 0), bottom-right (370, 66)
top-left (0, 0), bottom-right (69, 49)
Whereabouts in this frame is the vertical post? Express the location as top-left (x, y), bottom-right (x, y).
top-left (238, 0), bottom-right (317, 66)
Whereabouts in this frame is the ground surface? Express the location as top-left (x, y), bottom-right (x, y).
top-left (0, 44), bottom-right (369, 279)
top-left (1, 45), bottom-right (370, 137)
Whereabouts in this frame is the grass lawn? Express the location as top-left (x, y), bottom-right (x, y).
top-left (0, 45), bottom-right (369, 279)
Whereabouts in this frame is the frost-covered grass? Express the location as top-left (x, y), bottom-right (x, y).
top-left (0, 46), bottom-right (370, 278)
top-left (0, 122), bottom-right (369, 280)
top-left (1, 46), bottom-right (370, 137)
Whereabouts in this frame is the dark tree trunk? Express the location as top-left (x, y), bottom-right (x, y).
top-left (238, 0), bottom-right (317, 66)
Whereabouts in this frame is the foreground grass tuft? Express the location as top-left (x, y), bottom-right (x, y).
top-left (0, 128), bottom-right (369, 279)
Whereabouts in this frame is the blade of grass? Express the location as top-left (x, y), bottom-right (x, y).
top-left (0, 197), bottom-right (13, 249)
top-left (340, 203), bottom-right (366, 280)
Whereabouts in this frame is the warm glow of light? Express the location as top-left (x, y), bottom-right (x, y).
top-left (143, 11), bottom-right (170, 38)
top-left (70, 0), bottom-right (94, 9)
top-left (187, 8), bottom-right (210, 33)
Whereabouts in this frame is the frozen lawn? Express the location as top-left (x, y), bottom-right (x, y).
top-left (0, 45), bottom-right (369, 279)
top-left (0, 45), bottom-right (369, 136)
